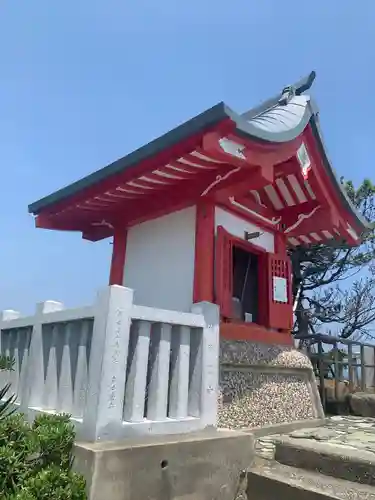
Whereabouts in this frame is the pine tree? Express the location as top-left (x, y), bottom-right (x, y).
top-left (291, 179), bottom-right (375, 340)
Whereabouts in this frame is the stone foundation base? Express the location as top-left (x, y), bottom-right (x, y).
top-left (349, 392), bottom-right (375, 417)
top-left (74, 430), bottom-right (254, 500)
top-left (219, 340), bottom-right (324, 430)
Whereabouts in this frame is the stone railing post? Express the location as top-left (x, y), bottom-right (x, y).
top-left (191, 302), bottom-right (220, 428)
top-left (0, 310), bottom-right (21, 390)
top-left (363, 345), bottom-right (375, 390)
top-left (27, 301), bottom-right (64, 411)
top-left (82, 285), bottom-right (133, 441)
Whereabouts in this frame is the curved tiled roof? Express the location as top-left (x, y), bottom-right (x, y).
top-left (229, 73), bottom-right (372, 233)
top-left (229, 94), bottom-right (313, 143)
top-left (245, 95), bottom-right (311, 139)
top-left (236, 70), bottom-right (317, 143)
top-left (28, 71), bottom-right (373, 234)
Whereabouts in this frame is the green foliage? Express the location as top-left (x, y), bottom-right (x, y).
top-left (0, 383), bottom-right (86, 499)
top-left (0, 356), bottom-right (15, 371)
top-left (0, 382), bottom-right (17, 421)
top-left (0, 355), bottom-right (17, 421)
top-left (10, 466), bottom-right (86, 500)
top-left (32, 413), bottom-right (76, 470)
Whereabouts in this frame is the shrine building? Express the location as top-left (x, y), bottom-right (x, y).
top-left (28, 72), bottom-right (371, 346)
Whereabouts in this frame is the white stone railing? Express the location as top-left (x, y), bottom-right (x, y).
top-left (0, 286), bottom-right (219, 441)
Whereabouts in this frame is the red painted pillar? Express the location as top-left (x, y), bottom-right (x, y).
top-left (109, 228), bottom-right (127, 286)
top-left (193, 202), bottom-right (215, 303)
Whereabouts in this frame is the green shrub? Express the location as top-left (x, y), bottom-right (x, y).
top-left (11, 465), bottom-right (86, 499)
top-left (0, 376), bottom-right (86, 499)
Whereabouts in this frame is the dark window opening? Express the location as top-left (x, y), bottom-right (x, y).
top-left (232, 246), bottom-right (259, 323)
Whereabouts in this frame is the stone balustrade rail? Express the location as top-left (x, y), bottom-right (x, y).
top-left (0, 286), bottom-right (219, 441)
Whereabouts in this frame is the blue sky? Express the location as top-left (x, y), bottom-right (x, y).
top-left (0, 0), bottom-right (374, 313)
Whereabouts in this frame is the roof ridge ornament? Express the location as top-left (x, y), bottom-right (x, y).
top-left (278, 71), bottom-right (317, 106)
top-left (278, 85), bottom-right (296, 106)
top-left (293, 71), bottom-right (316, 96)
top-left (241, 71), bottom-right (316, 120)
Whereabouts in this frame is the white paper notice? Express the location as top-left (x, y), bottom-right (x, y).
top-left (273, 277), bottom-right (288, 303)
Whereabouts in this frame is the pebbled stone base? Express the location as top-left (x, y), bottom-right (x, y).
top-left (218, 340), bottom-right (323, 430)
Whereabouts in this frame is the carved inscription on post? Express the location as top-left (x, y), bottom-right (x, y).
top-left (205, 324), bottom-right (216, 394)
top-left (108, 307), bottom-right (123, 409)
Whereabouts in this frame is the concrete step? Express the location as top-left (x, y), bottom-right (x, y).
top-left (273, 436), bottom-right (375, 485)
top-left (247, 460), bottom-right (375, 500)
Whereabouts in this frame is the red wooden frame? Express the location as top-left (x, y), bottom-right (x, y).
top-left (264, 253), bottom-right (293, 330)
top-left (215, 225), bottom-right (268, 324)
top-left (215, 225), bottom-right (293, 344)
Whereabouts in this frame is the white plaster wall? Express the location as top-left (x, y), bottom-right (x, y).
top-left (215, 207), bottom-right (275, 252)
top-left (123, 207), bottom-right (196, 312)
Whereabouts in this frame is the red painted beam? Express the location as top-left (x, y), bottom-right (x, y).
top-left (278, 200), bottom-right (320, 219)
top-left (218, 198), bottom-right (281, 231)
top-left (274, 159), bottom-right (299, 178)
top-left (283, 205), bottom-right (341, 237)
top-left (233, 194), bottom-right (276, 220)
top-left (35, 213), bottom-right (83, 232)
top-left (82, 225), bottom-right (113, 241)
top-left (212, 164), bottom-right (274, 202)
top-left (202, 131), bottom-right (303, 169)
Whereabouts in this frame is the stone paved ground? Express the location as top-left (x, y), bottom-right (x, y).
top-left (255, 415), bottom-right (375, 460)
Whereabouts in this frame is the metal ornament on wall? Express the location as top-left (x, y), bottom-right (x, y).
top-left (244, 230), bottom-right (263, 241)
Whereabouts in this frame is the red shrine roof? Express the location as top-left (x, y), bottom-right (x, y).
top-left (29, 72), bottom-right (372, 246)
